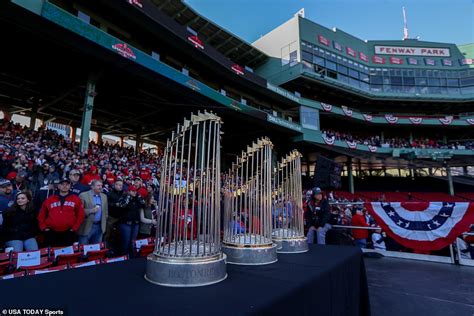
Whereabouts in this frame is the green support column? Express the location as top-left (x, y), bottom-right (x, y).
top-left (71, 126), bottom-right (77, 143)
top-left (446, 164), bottom-right (454, 196)
top-left (135, 133), bottom-right (142, 154)
top-left (97, 131), bottom-right (102, 145)
top-left (380, 131), bottom-right (384, 143)
top-left (29, 99), bottom-right (38, 130)
top-left (348, 157), bottom-right (354, 194)
top-left (79, 74), bottom-right (98, 153)
top-left (443, 135), bottom-right (448, 145)
top-left (409, 132), bottom-right (413, 143)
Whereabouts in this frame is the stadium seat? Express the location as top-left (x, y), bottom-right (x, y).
top-left (29, 265), bottom-right (68, 275)
top-left (133, 238), bottom-right (155, 257)
top-left (104, 255), bottom-right (128, 264)
top-left (84, 249), bottom-right (109, 262)
top-left (55, 253), bottom-right (83, 266)
top-left (80, 242), bottom-right (109, 261)
top-left (16, 257), bottom-right (53, 272)
top-left (0, 271), bottom-right (26, 281)
top-left (71, 260), bottom-right (102, 269)
top-left (138, 244), bottom-right (155, 257)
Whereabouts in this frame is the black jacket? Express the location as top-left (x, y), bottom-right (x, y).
top-left (2, 206), bottom-right (37, 242)
top-left (117, 195), bottom-right (145, 224)
top-left (305, 199), bottom-right (330, 228)
top-left (107, 189), bottom-right (125, 218)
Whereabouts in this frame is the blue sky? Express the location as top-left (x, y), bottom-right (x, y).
top-left (185, 0), bottom-right (473, 45)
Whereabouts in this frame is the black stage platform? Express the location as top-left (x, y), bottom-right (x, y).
top-left (0, 245), bottom-right (369, 316)
top-left (366, 256), bottom-right (474, 316)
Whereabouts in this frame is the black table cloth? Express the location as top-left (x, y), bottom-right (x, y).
top-left (0, 245), bottom-right (370, 316)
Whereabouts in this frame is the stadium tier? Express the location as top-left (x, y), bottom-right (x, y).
top-left (0, 0), bottom-right (472, 196)
top-left (0, 1), bottom-right (473, 315)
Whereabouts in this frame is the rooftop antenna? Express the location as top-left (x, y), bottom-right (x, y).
top-left (402, 6), bottom-right (409, 40)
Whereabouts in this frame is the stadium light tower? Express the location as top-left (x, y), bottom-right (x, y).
top-left (402, 7), bottom-right (409, 40)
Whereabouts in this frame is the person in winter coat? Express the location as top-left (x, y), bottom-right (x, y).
top-left (2, 191), bottom-right (39, 252)
top-left (105, 179), bottom-right (125, 246)
top-left (37, 178), bottom-right (85, 247)
top-left (351, 208), bottom-right (370, 248)
top-left (69, 169), bottom-right (88, 195)
top-left (116, 185), bottom-right (145, 255)
top-left (0, 178), bottom-right (16, 227)
top-left (81, 165), bottom-right (101, 186)
top-left (33, 179), bottom-right (58, 215)
top-left (305, 187), bottom-right (331, 244)
top-left (371, 226), bottom-right (386, 250)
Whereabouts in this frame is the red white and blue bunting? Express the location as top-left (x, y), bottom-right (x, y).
top-left (466, 118), bottom-right (474, 125)
top-left (346, 140), bottom-right (358, 149)
top-left (363, 114), bottom-right (373, 122)
top-left (368, 145), bottom-right (378, 152)
top-left (321, 102), bottom-right (333, 112)
top-left (439, 116), bottom-right (453, 125)
top-left (366, 202), bottom-right (474, 251)
top-left (322, 135), bottom-right (335, 146)
top-left (385, 114), bottom-right (398, 124)
top-left (409, 117), bottom-right (423, 125)
top-left (341, 105), bottom-right (353, 117)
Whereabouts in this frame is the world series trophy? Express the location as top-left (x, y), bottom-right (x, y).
top-left (222, 137), bottom-right (278, 265)
top-left (272, 150), bottom-right (308, 253)
top-left (145, 112), bottom-right (227, 287)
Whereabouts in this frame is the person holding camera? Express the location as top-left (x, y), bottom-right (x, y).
top-left (117, 186), bottom-right (145, 255)
top-left (305, 187), bottom-right (331, 244)
top-left (138, 194), bottom-right (158, 239)
top-left (371, 226), bottom-right (386, 250)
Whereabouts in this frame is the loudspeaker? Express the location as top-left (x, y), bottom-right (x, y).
top-left (314, 156), bottom-right (342, 189)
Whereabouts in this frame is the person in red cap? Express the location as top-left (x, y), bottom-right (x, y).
top-left (81, 165), bottom-right (101, 186)
top-left (38, 178), bottom-right (85, 247)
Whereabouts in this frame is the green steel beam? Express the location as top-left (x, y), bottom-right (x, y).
top-left (79, 73), bottom-right (98, 153)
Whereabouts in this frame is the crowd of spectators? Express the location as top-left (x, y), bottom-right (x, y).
top-left (0, 119), bottom-right (161, 255)
top-left (303, 188), bottom-right (387, 250)
top-left (321, 129), bottom-right (474, 150)
top-left (0, 118), bottom-right (471, 263)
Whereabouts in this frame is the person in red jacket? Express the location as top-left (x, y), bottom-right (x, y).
top-left (351, 207), bottom-right (369, 249)
top-left (134, 177), bottom-right (148, 199)
top-left (139, 166), bottom-right (151, 182)
top-left (38, 178), bottom-right (85, 247)
top-left (81, 165), bottom-right (101, 186)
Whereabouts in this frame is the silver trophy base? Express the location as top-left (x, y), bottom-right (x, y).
top-left (144, 253), bottom-right (227, 287)
top-left (222, 243), bottom-right (278, 265)
top-left (273, 237), bottom-right (309, 253)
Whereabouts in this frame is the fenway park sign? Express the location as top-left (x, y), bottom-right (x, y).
top-left (374, 45), bottom-right (450, 57)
